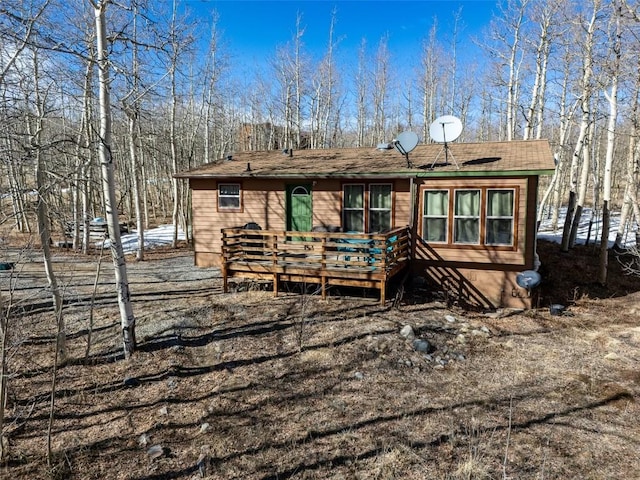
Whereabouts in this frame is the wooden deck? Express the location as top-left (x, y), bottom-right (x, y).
top-left (221, 226), bottom-right (411, 305)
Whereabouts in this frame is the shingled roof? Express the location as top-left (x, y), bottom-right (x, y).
top-left (175, 139), bottom-right (556, 179)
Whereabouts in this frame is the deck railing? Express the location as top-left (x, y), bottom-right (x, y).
top-left (220, 226), bottom-right (411, 304)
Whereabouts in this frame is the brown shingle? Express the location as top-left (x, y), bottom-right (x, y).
top-left (175, 139), bottom-right (555, 179)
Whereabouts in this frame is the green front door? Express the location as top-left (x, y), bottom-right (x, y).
top-left (286, 184), bottom-right (312, 234)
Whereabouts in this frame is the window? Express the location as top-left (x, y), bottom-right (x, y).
top-left (369, 184), bottom-right (392, 233)
top-left (343, 184), bottom-right (365, 232)
top-left (218, 183), bottom-right (240, 210)
top-left (453, 189), bottom-right (480, 244)
top-left (486, 189), bottom-right (515, 245)
top-left (342, 183), bottom-right (393, 233)
top-left (420, 185), bottom-right (518, 248)
top-left (423, 190), bottom-right (449, 243)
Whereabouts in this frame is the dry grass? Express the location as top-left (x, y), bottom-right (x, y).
top-left (0, 240), bottom-right (639, 479)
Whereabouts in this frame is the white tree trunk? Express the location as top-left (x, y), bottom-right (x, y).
top-left (169, 0), bottom-right (180, 248)
top-left (420, 22), bottom-right (438, 142)
top-left (599, 0), bottom-right (621, 284)
top-left (561, 1), bottom-right (598, 252)
top-left (29, 49), bottom-right (66, 365)
top-left (94, 0), bottom-right (136, 358)
top-left (505, 0), bottom-right (528, 141)
top-left (615, 56), bottom-right (640, 247)
top-left (356, 39), bottom-right (368, 147)
top-left (0, 296), bottom-right (8, 461)
top-left (294, 13), bottom-right (304, 148)
top-left (127, 0), bottom-right (144, 261)
top-left (523, 6), bottom-right (552, 140)
top-left (570, 116), bottom-right (594, 247)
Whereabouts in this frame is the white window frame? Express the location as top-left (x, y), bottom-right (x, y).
top-left (218, 183), bottom-right (241, 210)
top-left (368, 183), bottom-right (393, 233)
top-left (343, 184), bottom-right (365, 233)
top-left (485, 188), bottom-right (515, 246)
top-left (453, 189), bottom-right (481, 245)
top-left (422, 189), bottom-right (449, 243)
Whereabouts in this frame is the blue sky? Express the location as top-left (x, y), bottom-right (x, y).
top-left (180, 1), bottom-right (498, 67)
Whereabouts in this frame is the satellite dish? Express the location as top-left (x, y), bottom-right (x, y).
top-left (428, 115), bottom-right (463, 169)
top-left (429, 115), bottom-right (463, 143)
top-left (394, 131), bottom-right (419, 153)
top-left (516, 270), bottom-right (542, 290)
top-left (393, 131), bottom-right (419, 167)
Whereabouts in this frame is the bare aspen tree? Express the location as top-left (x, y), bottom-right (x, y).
top-left (270, 13), bottom-right (308, 150)
top-left (73, 56), bottom-right (95, 253)
top-left (0, 292), bottom-right (7, 462)
top-left (123, 0), bottom-right (145, 260)
top-left (561, 0), bottom-right (600, 252)
top-left (599, 0), bottom-right (623, 285)
top-left (310, 8), bottom-right (339, 148)
top-left (484, 0), bottom-right (529, 141)
top-left (420, 21), bottom-right (439, 142)
top-left (355, 39), bottom-right (368, 147)
top-left (615, 54), bottom-right (640, 248)
top-left (169, 0), bottom-right (181, 248)
top-left (501, 0), bottom-right (529, 141)
top-left (549, 41), bottom-right (578, 230)
top-left (91, 0), bottom-right (136, 358)
top-left (569, 108), bottom-right (595, 248)
top-left (0, 0), bottom-right (50, 234)
top-left (26, 48), bottom-right (67, 365)
top-left (478, 85), bottom-right (495, 141)
top-left (448, 7), bottom-right (463, 114)
top-left (0, 0), bottom-right (49, 85)
top-left (522, 0), bottom-right (557, 140)
top-left (273, 45), bottom-right (294, 149)
top-left (614, 0), bottom-right (640, 248)
top-left (402, 79), bottom-right (414, 131)
top-left (372, 35), bottom-right (390, 145)
top-left (293, 13), bottom-right (306, 149)
top-left (321, 9), bottom-right (340, 148)
top-left (203, 12), bottom-right (222, 162)
top-left (2, 104), bottom-right (32, 233)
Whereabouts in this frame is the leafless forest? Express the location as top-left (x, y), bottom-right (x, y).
top-left (1, 0), bottom-right (640, 476)
top-left (2, 1), bottom-right (639, 246)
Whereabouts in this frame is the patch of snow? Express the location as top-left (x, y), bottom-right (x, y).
top-left (100, 224), bottom-right (186, 253)
top-left (537, 207), bottom-right (636, 247)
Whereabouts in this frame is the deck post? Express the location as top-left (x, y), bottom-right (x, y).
top-left (321, 237), bottom-right (327, 299)
top-left (222, 264), bottom-right (228, 293)
top-left (271, 234), bottom-right (278, 267)
top-left (379, 279), bottom-right (386, 306)
top-left (273, 273), bottom-right (279, 297)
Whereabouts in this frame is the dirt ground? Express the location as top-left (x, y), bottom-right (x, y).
top-left (0, 240), bottom-right (639, 479)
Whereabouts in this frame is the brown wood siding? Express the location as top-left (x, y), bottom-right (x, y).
top-left (525, 176), bottom-right (540, 267)
top-left (312, 179), bottom-right (342, 228)
top-left (191, 178), bottom-right (288, 266)
top-left (190, 178), bottom-right (413, 267)
top-left (191, 179), bottom-right (220, 266)
top-left (416, 266), bottom-right (535, 310)
top-left (243, 180), bottom-right (286, 231)
top-left (414, 177), bottom-right (530, 266)
top-left (393, 180), bottom-right (412, 227)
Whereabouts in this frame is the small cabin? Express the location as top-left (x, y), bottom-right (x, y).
top-left (175, 139), bottom-right (555, 309)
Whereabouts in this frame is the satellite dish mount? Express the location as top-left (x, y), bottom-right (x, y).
top-left (393, 131), bottom-right (419, 168)
top-left (429, 115), bottom-right (463, 169)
